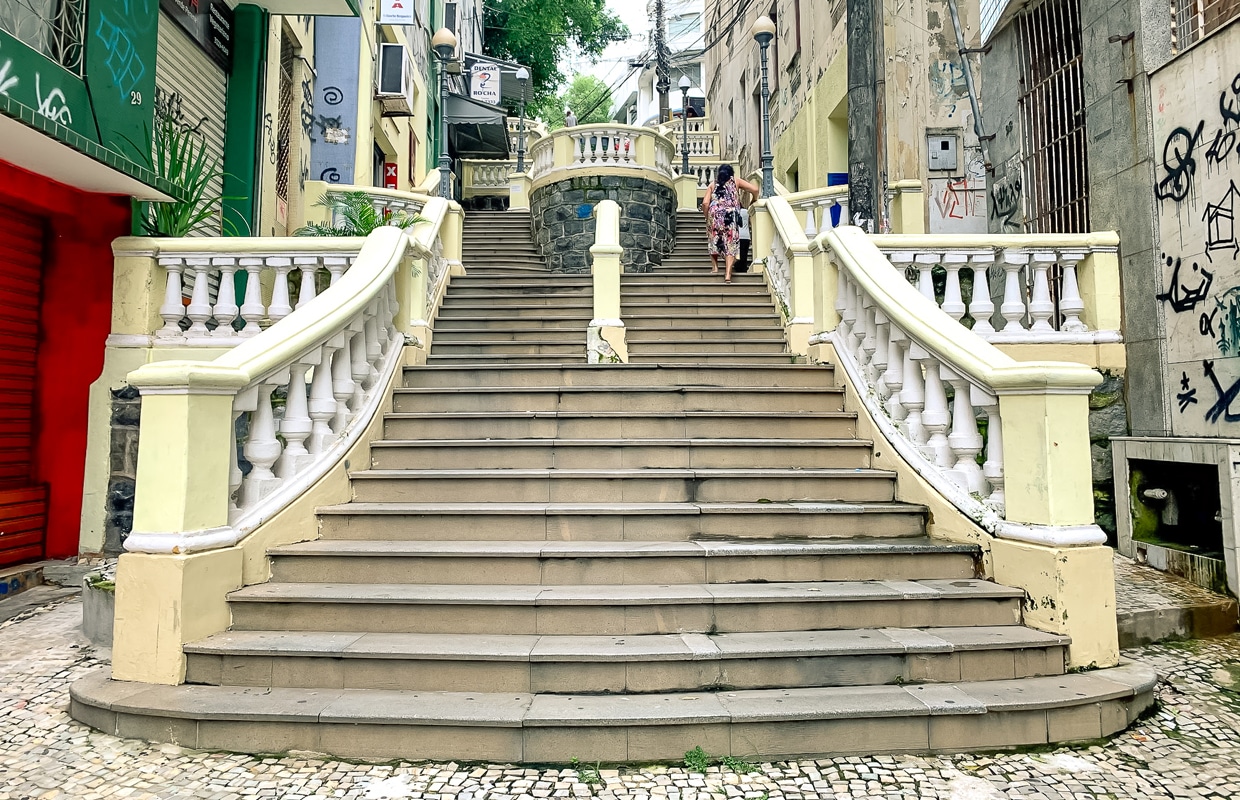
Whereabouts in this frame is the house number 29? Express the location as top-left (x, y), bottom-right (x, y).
top-left (130, 91), bottom-right (143, 105)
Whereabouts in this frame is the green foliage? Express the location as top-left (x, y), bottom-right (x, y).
top-left (129, 113), bottom-right (241, 237)
top-left (534, 74), bottom-right (615, 128)
top-left (683, 746), bottom-right (712, 772)
top-left (570, 758), bottom-right (604, 786)
top-left (484, 0), bottom-right (628, 109)
top-left (295, 191), bottom-right (427, 237)
top-left (720, 756), bottom-right (757, 773)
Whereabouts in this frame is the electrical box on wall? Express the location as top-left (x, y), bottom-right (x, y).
top-left (928, 135), bottom-right (958, 171)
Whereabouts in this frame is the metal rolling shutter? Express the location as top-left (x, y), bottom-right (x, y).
top-left (156, 14), bottom-right (229, 236)
top-left (0, 203), bottom-right (47, 567)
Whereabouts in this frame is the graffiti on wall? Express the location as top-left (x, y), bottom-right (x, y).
top-left (1154, 25), bottom-right (1240, 436)
top-left (930, 146), bottom-right (987, 233)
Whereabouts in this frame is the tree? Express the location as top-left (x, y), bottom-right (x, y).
top-left (484, 0), bottom-right (628, 109)
top-left (533, 74), bottom-right (615, 129)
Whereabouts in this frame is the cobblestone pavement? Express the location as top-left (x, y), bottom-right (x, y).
top-left (1112, 553), bottom-right (1235, 616)
top-left (4, 598), bottom-right (1240, 800)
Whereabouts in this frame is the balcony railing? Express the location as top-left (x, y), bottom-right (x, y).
top-left (528, 124), bottom-right (676, 188)
top-left (1, 0), bottom-right (86, 75)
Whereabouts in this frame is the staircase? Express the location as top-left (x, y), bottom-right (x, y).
top-left (624, 212), bottom-right (792, 364)
top-left (72, 215), bottom-right (1154, 762)
top-left (430, 211), bottom-right (588, 365)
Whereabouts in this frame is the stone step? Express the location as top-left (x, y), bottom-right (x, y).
top-left (431, 342), bottom-right (584, 357)
top-left (620, 288), bottom-right (773, 300)
top-left (621, 302), bottom-right (780, 315)
top-left (441, 293), bottom-right (592, 307)
top-left (266, 538), bottom-right (977, 585)
top-left (623, 314), bottom-right (783, 328)
top-left (347, 467), bottom-right (897, 504)
top-left (462, 266), bottom-right (552, 274)
top-left (71, 664), bottom-right (1157, 762)
top-left (618, 340), bottom-right (789, 355)
top-left (449, 278), bottom-right (593, 288)
top-left (315, 501), bottom-right (928, 541)
top-left (391, 386), bottom-right (845, 413)
top-left (225, 579), bottom-right (1025, 635)
top-left (426, 354), bottom-right (590, 366)
top-left (435, 306), bottom-right (591, 320)
top-left (430, 329), bottom-right (593, 343)
top-left (625, 353), bottom-right (803, 365)
top-left (620, 274), bottom-right (765, 284)
top-left (182, 625), bottom-right (1068, 694)
top-left (369, 438), bottom-right (868, 470)
top-left (434, 317), bottom-right (592, 331)
top-left (625, 326), bottom-right (786, 340)
top-left (401, 364), bottom-right (837, 389)
top-left (382, 411), bottom-right (856, 440)
top-left (436, 303), bottom-right (595, 316)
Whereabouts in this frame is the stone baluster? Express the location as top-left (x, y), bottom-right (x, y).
top-left (1058, 251), bottom-right (1088, 332)
top-left (267, 258), bottom-right (294, 323)
top-left (157, 258), bottom-right (186, 338)
top-left (975, 389), bottom-right (1005, 508)
top-left (900, 344), bottom-right (927, 447)
top-left (241, 379), bottom-right (285, 505)
top-left (277, 361), bottom-right (314, 479)
top-left (872, 309), bottom-right (891, 400)
top-left (295, 257), bottom-right (319, 309)
top-left (308, 341), bottom-right (339, 454)
top-left (999, 250), bottom-right (1029, 332)
top-left (883, 327), bottom-right (908, 424)
top-left (326, 256), bottom-right (349, 286)
top-left (940, 253), bottom-right (968, 322)
top-left (332, 333), bottom-right (357, 431)
top-left (184, 259), bottom-right (214, 338)
top-left (363, 307), bottom-right (382, 389)
top-left (803, 205), bottom-right (818, 237)
top-left (917, 351), bottom-right (953, 467)
top-left (838, 197), bottom-right (849, 227)
top-left (886, 251), bottom-right (915, 289)
top-left (967, 253), bottom-right (997, 335)
top-left (211, 258), bottom-right (239, 339)
top-left (819, 199), bottom-right (835, 233)
top-left (860, 302), bottom-right (879, 380)
top-left (944, 369), bottom-right (986, 494)
top-left (914, 253), bottom-right (938, 303)
top-left (349, 323), bottom-right (369, 409)
top-left (1028, 251), bottom-right (1056, 332)
top-left (835, 270), bottom-right (852, 345)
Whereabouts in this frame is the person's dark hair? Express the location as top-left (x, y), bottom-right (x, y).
top-left (715, 164), bottom-right (734, 187)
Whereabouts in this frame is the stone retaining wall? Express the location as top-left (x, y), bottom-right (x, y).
top-left (530, 176), bottom-right (675, 272)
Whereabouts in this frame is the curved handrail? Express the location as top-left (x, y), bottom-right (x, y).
top-left (124, 198), bottom-right (452, 554)
top-left (527, 123), bottom-right (678, 189)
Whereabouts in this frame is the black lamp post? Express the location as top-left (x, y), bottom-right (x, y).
top-left (751, 15), bottom-right (776, 198)
top-left (678, 74), bottom-right (691, 176)
top-left (516, 66), bottom-right (529, 173)
top-left (432, 27), bottom-right (458, 199)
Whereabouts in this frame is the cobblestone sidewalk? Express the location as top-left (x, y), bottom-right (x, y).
top-left (3, 598), bottom-right (1240, 800)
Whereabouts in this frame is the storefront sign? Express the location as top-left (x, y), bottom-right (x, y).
top-left (470, 63), bottom-right (501, 106)
top-left (160, 0), bottom-right (234, 70)
top-left (379, 0), bottom-right (415, 25)
top-left (384, 162), bottom-right (399, 190)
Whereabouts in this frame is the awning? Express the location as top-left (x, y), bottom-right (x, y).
top-left (445, 94), bottom-right (510, 159)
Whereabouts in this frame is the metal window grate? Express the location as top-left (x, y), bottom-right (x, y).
top-left (0, 0), bottom-right (87, 75)
top-left (275, 32), bottom-right (294, 205)
top-left (1171, 0), bottom-right (1240, 52)
top-left (1016, 0), bottom-right (1090, 234)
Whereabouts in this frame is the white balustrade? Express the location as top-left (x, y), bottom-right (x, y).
top-left (145, 250), bottom-right (363, 346)
top-left (873, 242), bottom-right (1119, 344)
top-left (767, 226), bottom-right (793, 318)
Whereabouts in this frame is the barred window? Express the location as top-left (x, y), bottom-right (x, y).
top-left (0, 0), bottom-right (87, 75)
top-left (1172, 0), bottom-right (1240, 52)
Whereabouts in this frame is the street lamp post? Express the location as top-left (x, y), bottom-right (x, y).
top-left (432, 27), bottom-right (458, 200)
top-left (750, 16), bottom-right (776, 199)
top-left (678, 74), bottom-right (691, 177)
top-left (516, 66), bottom-right (529, 173)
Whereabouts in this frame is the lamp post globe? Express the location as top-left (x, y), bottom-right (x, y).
top-left (751, 15), bottom-right (776, 198)
top-left (432, 28), bottom-right (458, 199)
top-left (516, 66), bottom-right (530, 174)
top-left (677, 74), bottom-right (692, 176)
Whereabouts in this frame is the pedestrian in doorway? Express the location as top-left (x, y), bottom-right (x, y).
top-left (702, 164), bottom-right (758, 283)
top-left (565, 108), bottom-right (578, 128)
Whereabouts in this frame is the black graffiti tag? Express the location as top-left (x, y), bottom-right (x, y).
top-left (1221, 73), bottom-right (1240, 126)
top-left (1156, 121), bottom-right (1205, 202)
top-left (1202, 307), bottom-right (1219, 337)
top-left (1202, 180), bottom-right (1240, 262)
top-left (1178, 371), bottom-right (1198, 412)
top-left (989, 177), bottom-right (1022, 231)
top-left (1204, 359), bottom-right (1240, 423)
top-left (1206, 128), bottom-right (1237, 166)
top-left (1157, 253), bottom-right (1214, 312)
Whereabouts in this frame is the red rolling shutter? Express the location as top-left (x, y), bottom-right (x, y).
top-left (0, 203), bottom-right (47, 566)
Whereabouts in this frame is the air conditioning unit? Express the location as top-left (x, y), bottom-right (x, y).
top-left (377, 42), bottom-right (417, 116)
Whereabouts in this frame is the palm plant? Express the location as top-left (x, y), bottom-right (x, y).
top-left (130, 113), bottom-right (240, 237)
top-left (295, 190), bottom-right (427, 236)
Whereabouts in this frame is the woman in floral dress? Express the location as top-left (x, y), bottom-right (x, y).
top-left (702, 164), bottom-right (759, 283)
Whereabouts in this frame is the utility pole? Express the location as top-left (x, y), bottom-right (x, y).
top-left (846, 0), bottom-right (881, 230)
top-left (654, 0), bottom-right (670, 123)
